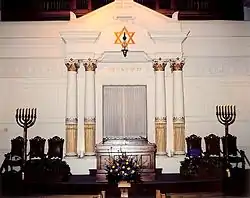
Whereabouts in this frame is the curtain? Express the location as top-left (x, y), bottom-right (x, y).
top-left (103, 86), bottom-right (147, 138)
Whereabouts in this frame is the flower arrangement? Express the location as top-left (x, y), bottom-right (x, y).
top-left (105, 153), bottom-right (142, 184)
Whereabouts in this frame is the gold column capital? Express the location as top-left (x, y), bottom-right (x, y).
top-left (65, 58), bottom-right (80, 72)
top-left (83, 58), bottom-right (97, 71)
top-left (153, 58), bottom-right (168, 71)
top-left (170, 57), bottom-right (185, 72)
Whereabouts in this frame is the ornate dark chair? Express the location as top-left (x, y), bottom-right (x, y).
top-left (28, 136), bottom-right (46, 159)
top-left (0, 136), bottom-right (24, 173)
top-left (44, 136), bottom-right (71, 182)
top-left (221, 134), bottom-right (250, 169)
top-left (186, 134), bottom-right (203, 158)
top-left (203, 134), bottom-right (224, 177)
top-left (204, 134), bottom-right (221, 157)
top-left (47, 136), bottom-right (64, 159)
top-left (180, 134), bottom-right (206, 178)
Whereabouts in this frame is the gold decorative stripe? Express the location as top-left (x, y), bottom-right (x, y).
top-left (173, 122), bottom-right (185, 155)
top-left (173, 116), bottom-right (185, 123)
top-left (65, 123), bottom-right (78, 155)
top-left (84, 123), bottom-right (96, 154)
top-left (65, 117), bottom-right (78, 124)
top-left (155, 117), bottom-right (167, 123)
top-left (84, 117), bottom-right (96, 123)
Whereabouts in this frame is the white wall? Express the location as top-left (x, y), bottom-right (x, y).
top-left (181, 21), bottom-right (250, 161)
top-left (0, 20), bottom-right (250, 173)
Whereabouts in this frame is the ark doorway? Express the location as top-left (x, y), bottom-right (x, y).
top-left (102, 85), bottom-right (147, 139)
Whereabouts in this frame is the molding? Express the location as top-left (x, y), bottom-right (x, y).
top-left (0, 119), bottom-right (65, 124)
top-left (96, 51), bottom-right (152, 63)
top-left (148, 31), bottom-right (189, 43)
top-left (60, 31), bottom-right (101, 44)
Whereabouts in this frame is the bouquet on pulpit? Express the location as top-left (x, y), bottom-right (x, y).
top-left (105, 152), bottom-right (142, 184)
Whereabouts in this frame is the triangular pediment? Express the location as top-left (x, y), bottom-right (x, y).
top-left (64, 0), bottom-right (180, 31)
top-left (60, 0), bottom-right (189, 59)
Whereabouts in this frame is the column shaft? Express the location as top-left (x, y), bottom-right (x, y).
top-left (65, 58), bottom-right (80, 157)
top-left (170, 57), bottom-right (185, 155)
top-left (153, 58), bottom-right (167, 155)
top-left (83, 58), bottom-right (97, 156)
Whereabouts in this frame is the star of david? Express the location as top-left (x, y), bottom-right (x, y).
top-left (114, 27), bottom-right (135, 47)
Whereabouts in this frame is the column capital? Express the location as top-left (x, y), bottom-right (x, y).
top-left (65, 58), bottom-right (80, 72)
top-left (170, 57), bottom-right (185, 72)
top-left (152, 58), bottom-right (168, 71)
top-left (82, 58), bottom-right (97, 71)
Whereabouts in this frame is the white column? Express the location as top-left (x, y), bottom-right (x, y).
top-left (170, 57), bottom-right (185, 155)
top-left (65, 58), bottom-right (80, 157)
top-left (83, 58), bottom-right (97, 156)
top-left (153, 58), bottom-right (168, 155)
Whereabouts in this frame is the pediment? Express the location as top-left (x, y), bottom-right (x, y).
top-left (63, 1), bottom-right (181, 31)
top-left (60, 0), bottom-right (189, 57)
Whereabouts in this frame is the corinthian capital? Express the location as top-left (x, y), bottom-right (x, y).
top-left (170, 57), bottom-right (185, 72)
top-left (65, 58), bottom-right (80, 72)
top-left (152, 58), bottom-right (168, 71)
top-left (83, 58), bottom-right (97, 71)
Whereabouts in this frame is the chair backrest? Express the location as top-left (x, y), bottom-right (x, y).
top-left (221, 134), bottom-right (238, 156)
top-left (29, 136), bottom-right (46, 159)
top-left (11, 136), bottom-right (24, 159)
top-left (47, 136), bottom-right (64, 159)
top-left (186, 134), bottom-right (202, 157)
top-left (204, 134), bottom-right (221, 156)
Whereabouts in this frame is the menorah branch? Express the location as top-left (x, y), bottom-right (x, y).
top-left (15, 108), bottom-right (37, 162)
top-left (215, 105), bottom-right (236, 172)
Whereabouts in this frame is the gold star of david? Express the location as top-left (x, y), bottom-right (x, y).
top-left (114, 27), bottom-right (135, 47)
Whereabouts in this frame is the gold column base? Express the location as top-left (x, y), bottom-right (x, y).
top-left (84, 122), bottom-right (96, 156)
top-left (173, 122), bottom-right (185, 155)
top-left (65, 123), bottom-right (78, 157)
top-left (155, 118), bottom-right (167, 155)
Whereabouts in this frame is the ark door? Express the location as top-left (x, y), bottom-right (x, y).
top-left (103, 85), bottom-right (147, 139)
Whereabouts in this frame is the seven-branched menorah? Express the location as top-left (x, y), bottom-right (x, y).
top-left (216, 105), bottom-right (236, 162)
top-left (15, 108), bottom-right (37, 162)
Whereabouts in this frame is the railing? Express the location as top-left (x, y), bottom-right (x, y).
top-left (92, 0), bottom-right (114, 10)
top-left (41, 0), bottom-right (70, 11)
top-left (76, 0), bottom-right (88, 9)
top-left (177, 0), bottom-right (214, 11)
top-left (135, 0), bottom-right (156, 9)
top-left (38, 0), bottom-right (218, 12)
